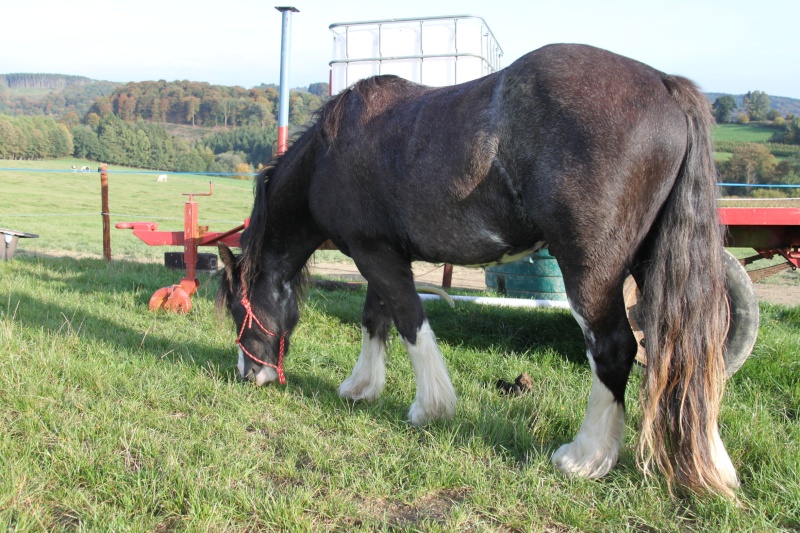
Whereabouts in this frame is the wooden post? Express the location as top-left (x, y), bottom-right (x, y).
top-left (442, 263), bottom-right (453, 289)
top-left (100, 164), bottom-right (111, 261)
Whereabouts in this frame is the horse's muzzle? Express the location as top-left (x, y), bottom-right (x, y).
top-left (237, 348), bottom-right (279, 385)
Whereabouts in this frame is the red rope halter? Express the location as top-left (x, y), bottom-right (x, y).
top-left (236, 293), bottom-right (287, 385)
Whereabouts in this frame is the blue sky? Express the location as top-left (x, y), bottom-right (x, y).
top-left (2, 0), bottom-right (798, 98)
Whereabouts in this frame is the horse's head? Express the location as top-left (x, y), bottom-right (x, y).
top-left (217, 244), bottom-right (299, 386)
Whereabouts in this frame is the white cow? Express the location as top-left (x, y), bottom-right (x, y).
top-left (157, 174), bottom-right (168, 183)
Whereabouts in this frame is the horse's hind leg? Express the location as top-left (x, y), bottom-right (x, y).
top-left (350, 249), bottom-right (457, 425)
top-left (551, 267), bottom-right (638, 479)
top-left (339, 284), bottom-right (391, 401)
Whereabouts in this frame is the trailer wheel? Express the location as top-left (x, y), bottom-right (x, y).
top-left (623, 250), bottom-right (759, 377)
top-left (722, 250), bottom-right (759, 376)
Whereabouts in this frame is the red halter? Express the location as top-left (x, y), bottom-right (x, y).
top-left (236, 293), bottom-right (287, 385)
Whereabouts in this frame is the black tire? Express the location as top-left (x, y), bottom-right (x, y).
top-left (164, 252), bottom-right (218, 272)
top-left (722, 250), bottom-right (759, 376)
top-left (623, 250), bottom-right (758, 376)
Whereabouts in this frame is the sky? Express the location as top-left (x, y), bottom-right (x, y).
top-left (2, 0), bottom-right (799, 98)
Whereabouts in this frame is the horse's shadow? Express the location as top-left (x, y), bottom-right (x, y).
top-left (5, 256), bottom-right (589, 464)
top-left (3, 255), bottom-right (231, 368)
top-left (301, 284), bottom-right (592, 462)
top-left (305, 283), bottom-right (588, 366)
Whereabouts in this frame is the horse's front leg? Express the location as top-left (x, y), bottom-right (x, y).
top-left (339, 284), bottom-right (391, 401)
top-left (350, 249), bottom-right (457, 425)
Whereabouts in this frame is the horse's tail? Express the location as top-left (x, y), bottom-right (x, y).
top-left (636, 75), bottom-right (736, 496)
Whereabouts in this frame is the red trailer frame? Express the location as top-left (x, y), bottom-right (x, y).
top-left (719, 207), bottom-right (800, 280)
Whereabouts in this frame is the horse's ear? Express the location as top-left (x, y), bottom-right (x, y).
top-left (217, 244), bottom-right (237, 286)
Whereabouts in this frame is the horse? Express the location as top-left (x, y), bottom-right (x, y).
top-left (217, 43), bottom-right (739, 496)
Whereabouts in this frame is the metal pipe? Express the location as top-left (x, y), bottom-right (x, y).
top-left (100, 164), bottom-right (111, 261)
top-left (276, 6), bottom-right (298, 156)
top-left (419, 293), bottom-right (570, 310)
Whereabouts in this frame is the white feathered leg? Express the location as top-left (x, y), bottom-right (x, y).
top-left (339, 326), bottom-right (387, 401)
top-left (402, 320), bottom-right (457, 426)
top-left (551, 369), bottom-right (625, 478)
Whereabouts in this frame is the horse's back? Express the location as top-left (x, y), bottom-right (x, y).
top-left (310, 43), bottom-right (696, 266)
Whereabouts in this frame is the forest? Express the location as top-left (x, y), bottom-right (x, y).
top-left (0, 75), bottom-right (329, 173)
top-left (2, 71), bottom-right (800, 188)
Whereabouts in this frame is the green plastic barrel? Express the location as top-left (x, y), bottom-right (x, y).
top-left (484, 249), bottom-right (566, 300)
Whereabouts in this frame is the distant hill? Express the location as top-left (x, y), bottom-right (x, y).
top-left (0, 73), bottom-right (118, 119)
top-left (704, 92), bottom-right (800, 117)
top-left (0, 73), bottom-right (101, 90)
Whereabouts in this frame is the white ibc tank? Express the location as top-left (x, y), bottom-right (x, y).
top-left (329, 15), bottom-right (503, 94)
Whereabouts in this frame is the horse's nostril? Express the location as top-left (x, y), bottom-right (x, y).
top-left (237, 368), bottom-right (256, 383)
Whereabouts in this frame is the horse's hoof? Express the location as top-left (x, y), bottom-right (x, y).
top-left (551, 440), bottom-right (618, 479)
top-left (407, 396), bottom-right (456, 426)
top-left (338, 379), bottom-right (383, 401)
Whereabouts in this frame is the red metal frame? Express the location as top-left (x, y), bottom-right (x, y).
top-left (116, 182), bottom-right (248, 312)
top-left (719, 207), bottom-right (800, 268)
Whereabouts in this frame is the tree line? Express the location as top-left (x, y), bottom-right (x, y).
top-left (87, 80), bottom-right (327, 130)
top-left (712, 90), bottom-right (800, 143)
top-left (0, 78), bottom-right (330, 174)
top-left (718, 144), bottom-right (800, 197)
top-left (73, 114), bottom-right (280, 174)
top-left (0, 77), bottom-right (117, 121)
top-left (0, 114), bottom-right (73, 159)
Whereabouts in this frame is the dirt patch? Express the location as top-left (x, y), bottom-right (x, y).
top-left (752, 283), bottom-right (800, 306)
top-left (309, 261), bottom-right (800, 306)
top-left (357, 488), bottom-right (471, 529)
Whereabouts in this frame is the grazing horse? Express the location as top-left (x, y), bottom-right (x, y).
top-left (217, 44), bottom-right (738, 496)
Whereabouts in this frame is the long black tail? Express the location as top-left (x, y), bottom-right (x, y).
top-left (637, 75), bottom-right (736, 496)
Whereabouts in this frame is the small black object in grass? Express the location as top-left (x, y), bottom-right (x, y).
top-left (496, 372), bottom-right (533, 396)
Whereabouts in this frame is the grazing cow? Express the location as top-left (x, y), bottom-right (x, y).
top-left (81, 166), bottom-right (91, 172)
top-left (71, 165), bottom-right (77, 172)
top-left (157, 174), bottom-right (168, 183)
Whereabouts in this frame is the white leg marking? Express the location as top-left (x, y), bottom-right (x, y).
top-left (568, 297), bottom-right (596, 355)
top-left (711, 424), bottom-right (740, 489)
top-left (552, 371), bottom-right (625, 479)
top-left (339, 326), bottom-right (387, 401)
top-left (403, 320), bottom-right (457, 425)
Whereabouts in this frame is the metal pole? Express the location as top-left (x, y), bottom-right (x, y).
top-left (276, 6), bottom-right (298, 156)
top-left (100, 163), bottom-right (111, 261)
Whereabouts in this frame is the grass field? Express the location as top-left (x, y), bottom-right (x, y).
top-left (0, 158), bottom-right (254, 262)
top-left (1, 161), bottom-right (800, 530)
top-left (712, 123), bottom-right (780, 144)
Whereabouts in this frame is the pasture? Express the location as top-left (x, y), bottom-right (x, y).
top-left (1, 161), bottom-right (799, 530)
top-left (712, 123), bottom-right (780, 144)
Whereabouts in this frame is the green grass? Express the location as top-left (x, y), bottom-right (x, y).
top-left (713, 123), bottom-right (779, 144)
top-left (1, 254), bottom-right (799, 531)
top-left (1, 160), bottom-right (799, 530)
top-left (1, 158), bottom-right (254, 262)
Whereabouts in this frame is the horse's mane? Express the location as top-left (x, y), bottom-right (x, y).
top-left (234, 75), bottom-right (433, 299)
top-left (237, 75), bottom-right (423, 291)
